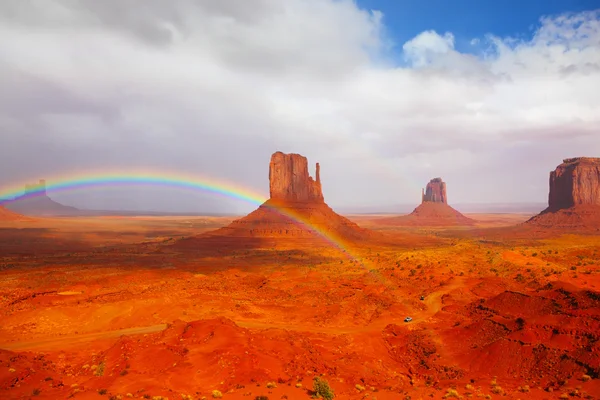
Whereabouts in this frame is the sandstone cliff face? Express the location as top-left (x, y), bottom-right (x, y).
top-left (422, 178), bottom-right (447, 204)
top-left (548, 157), bottom-right (600, 210)
top-left (269, 151), bottom-right (323, 203)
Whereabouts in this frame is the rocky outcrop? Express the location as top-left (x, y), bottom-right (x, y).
top-left (422, 178), bottom-right (447, 204)
top-left (526, 157), bottom-right (600, 230)
top-left (380, 177), bottom-right (474, 226)
top-left (548, 157), bottom-right (600, 211)
top-left (269, 152), bottom-right (323, 203)
top-left (175, 151), bottom-right (373, 248)
top-left (3, 179), bottom-right (79, 216)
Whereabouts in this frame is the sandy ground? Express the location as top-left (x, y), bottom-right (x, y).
top-left (0, 213), bottom-right (599, 400)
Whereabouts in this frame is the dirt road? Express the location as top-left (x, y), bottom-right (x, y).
top-left (0, 324), bottom-right (168, 351)
top-left (1, 278), bottom-right (465, 350)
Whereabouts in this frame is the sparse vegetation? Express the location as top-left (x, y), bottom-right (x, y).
top-left (312, 376), bottom-right (334, 400)
top-left (99, 388), bottom-right (108, 395)
top-left (95, 361), bottom-right (106, 377)
top-left (444, 388), bottom-right (461, 398)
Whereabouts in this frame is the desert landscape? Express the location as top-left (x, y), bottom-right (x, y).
top-left (2, 2), bottom-right (600, 399)
top-left (1, 153), bottom-right (599, 400)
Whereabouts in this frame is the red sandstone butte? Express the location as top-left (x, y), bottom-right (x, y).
top-left (380, 177), bottom-right (474, 226)
top-left (527, 157), bottom-right (600, 230)
top-left (422, 177), bottom-right (447, 204)
top-left (175, 151), bottom-right (372, 246)
top-left (548, 157), bottom-right (600, 210)
top-left (269, 152), bottom-right (324, 203)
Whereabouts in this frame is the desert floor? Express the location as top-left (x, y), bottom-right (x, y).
top-left (0, 213), bottom-right (599, 400)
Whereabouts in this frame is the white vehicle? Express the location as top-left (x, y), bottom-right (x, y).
top-left (404, 317), bottom-right (413, 322)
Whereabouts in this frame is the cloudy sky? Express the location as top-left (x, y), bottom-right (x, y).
top-left (1, 0), bottom-right (599, 213)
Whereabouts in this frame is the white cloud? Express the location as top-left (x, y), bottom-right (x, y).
top-left (0, 1), bottom-right (599, 210)
top-left (403, 30), bottom-right (455, 67)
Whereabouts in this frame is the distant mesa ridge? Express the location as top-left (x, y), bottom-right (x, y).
top-left (3, 179), bottom-right (79, 216)
top-left (527, 157), bottom-right (600, 229)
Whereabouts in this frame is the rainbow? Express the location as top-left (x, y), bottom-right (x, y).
top-left (0, 170), bottom-right (359, 257)
top-left (0, 170), bottom-right (268, 207)
top-left (0, 170), bottom-right (400, 292)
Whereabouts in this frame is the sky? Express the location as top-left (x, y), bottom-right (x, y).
top-left (0, 0), bottom-right (599, 213)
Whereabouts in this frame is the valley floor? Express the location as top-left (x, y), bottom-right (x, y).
top-left (0, 214), bottom-right (599, 399)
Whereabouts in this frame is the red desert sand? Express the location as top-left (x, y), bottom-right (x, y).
top-left (0, 153), bottom-right (599, 400)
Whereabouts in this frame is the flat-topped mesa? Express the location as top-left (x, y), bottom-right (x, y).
top-left (548, 157), bottom-right (600, 211)
top-left (421, 177), bottom-right (447, 204)
top-left (269, 151), bottom-right (324, 203)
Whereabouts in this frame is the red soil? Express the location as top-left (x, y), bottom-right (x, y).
top-left (1, 215), bottom-right (599, 400)
top-left (0, 206), bottom-right (32, 222)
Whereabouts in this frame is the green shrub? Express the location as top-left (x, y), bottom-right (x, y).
top-left (313, 376), bottom-right (334, 400)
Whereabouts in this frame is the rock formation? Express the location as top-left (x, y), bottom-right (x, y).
top-left (380, 177), bottom-right (474, 226)
top-left (527, 157), bottom-right (600, 230)
top-left (4, 179), bottom-right (79, 216)
top-left (422, 178), bottom-right (447, 204)
top-left (175, 151), bottom-right (372, 249)
top-left (547, 157), bottom-right (600, 210)
top-left (269, 152), bottom-right (324, 203)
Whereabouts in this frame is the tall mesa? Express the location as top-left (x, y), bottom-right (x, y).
top-left (548, 157), bottom-right (600, 210)
top-left (527, 157), bottom-right (600, 230)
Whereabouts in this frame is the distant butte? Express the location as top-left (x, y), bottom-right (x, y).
top-left (175, 151), bottom-right (372, 249)
top-left (380, 177), bottom-right (475, 226)
top-left (526, 157), bottom-right (600, 230)
top-left (3, 179), bottom-right (79, 216)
